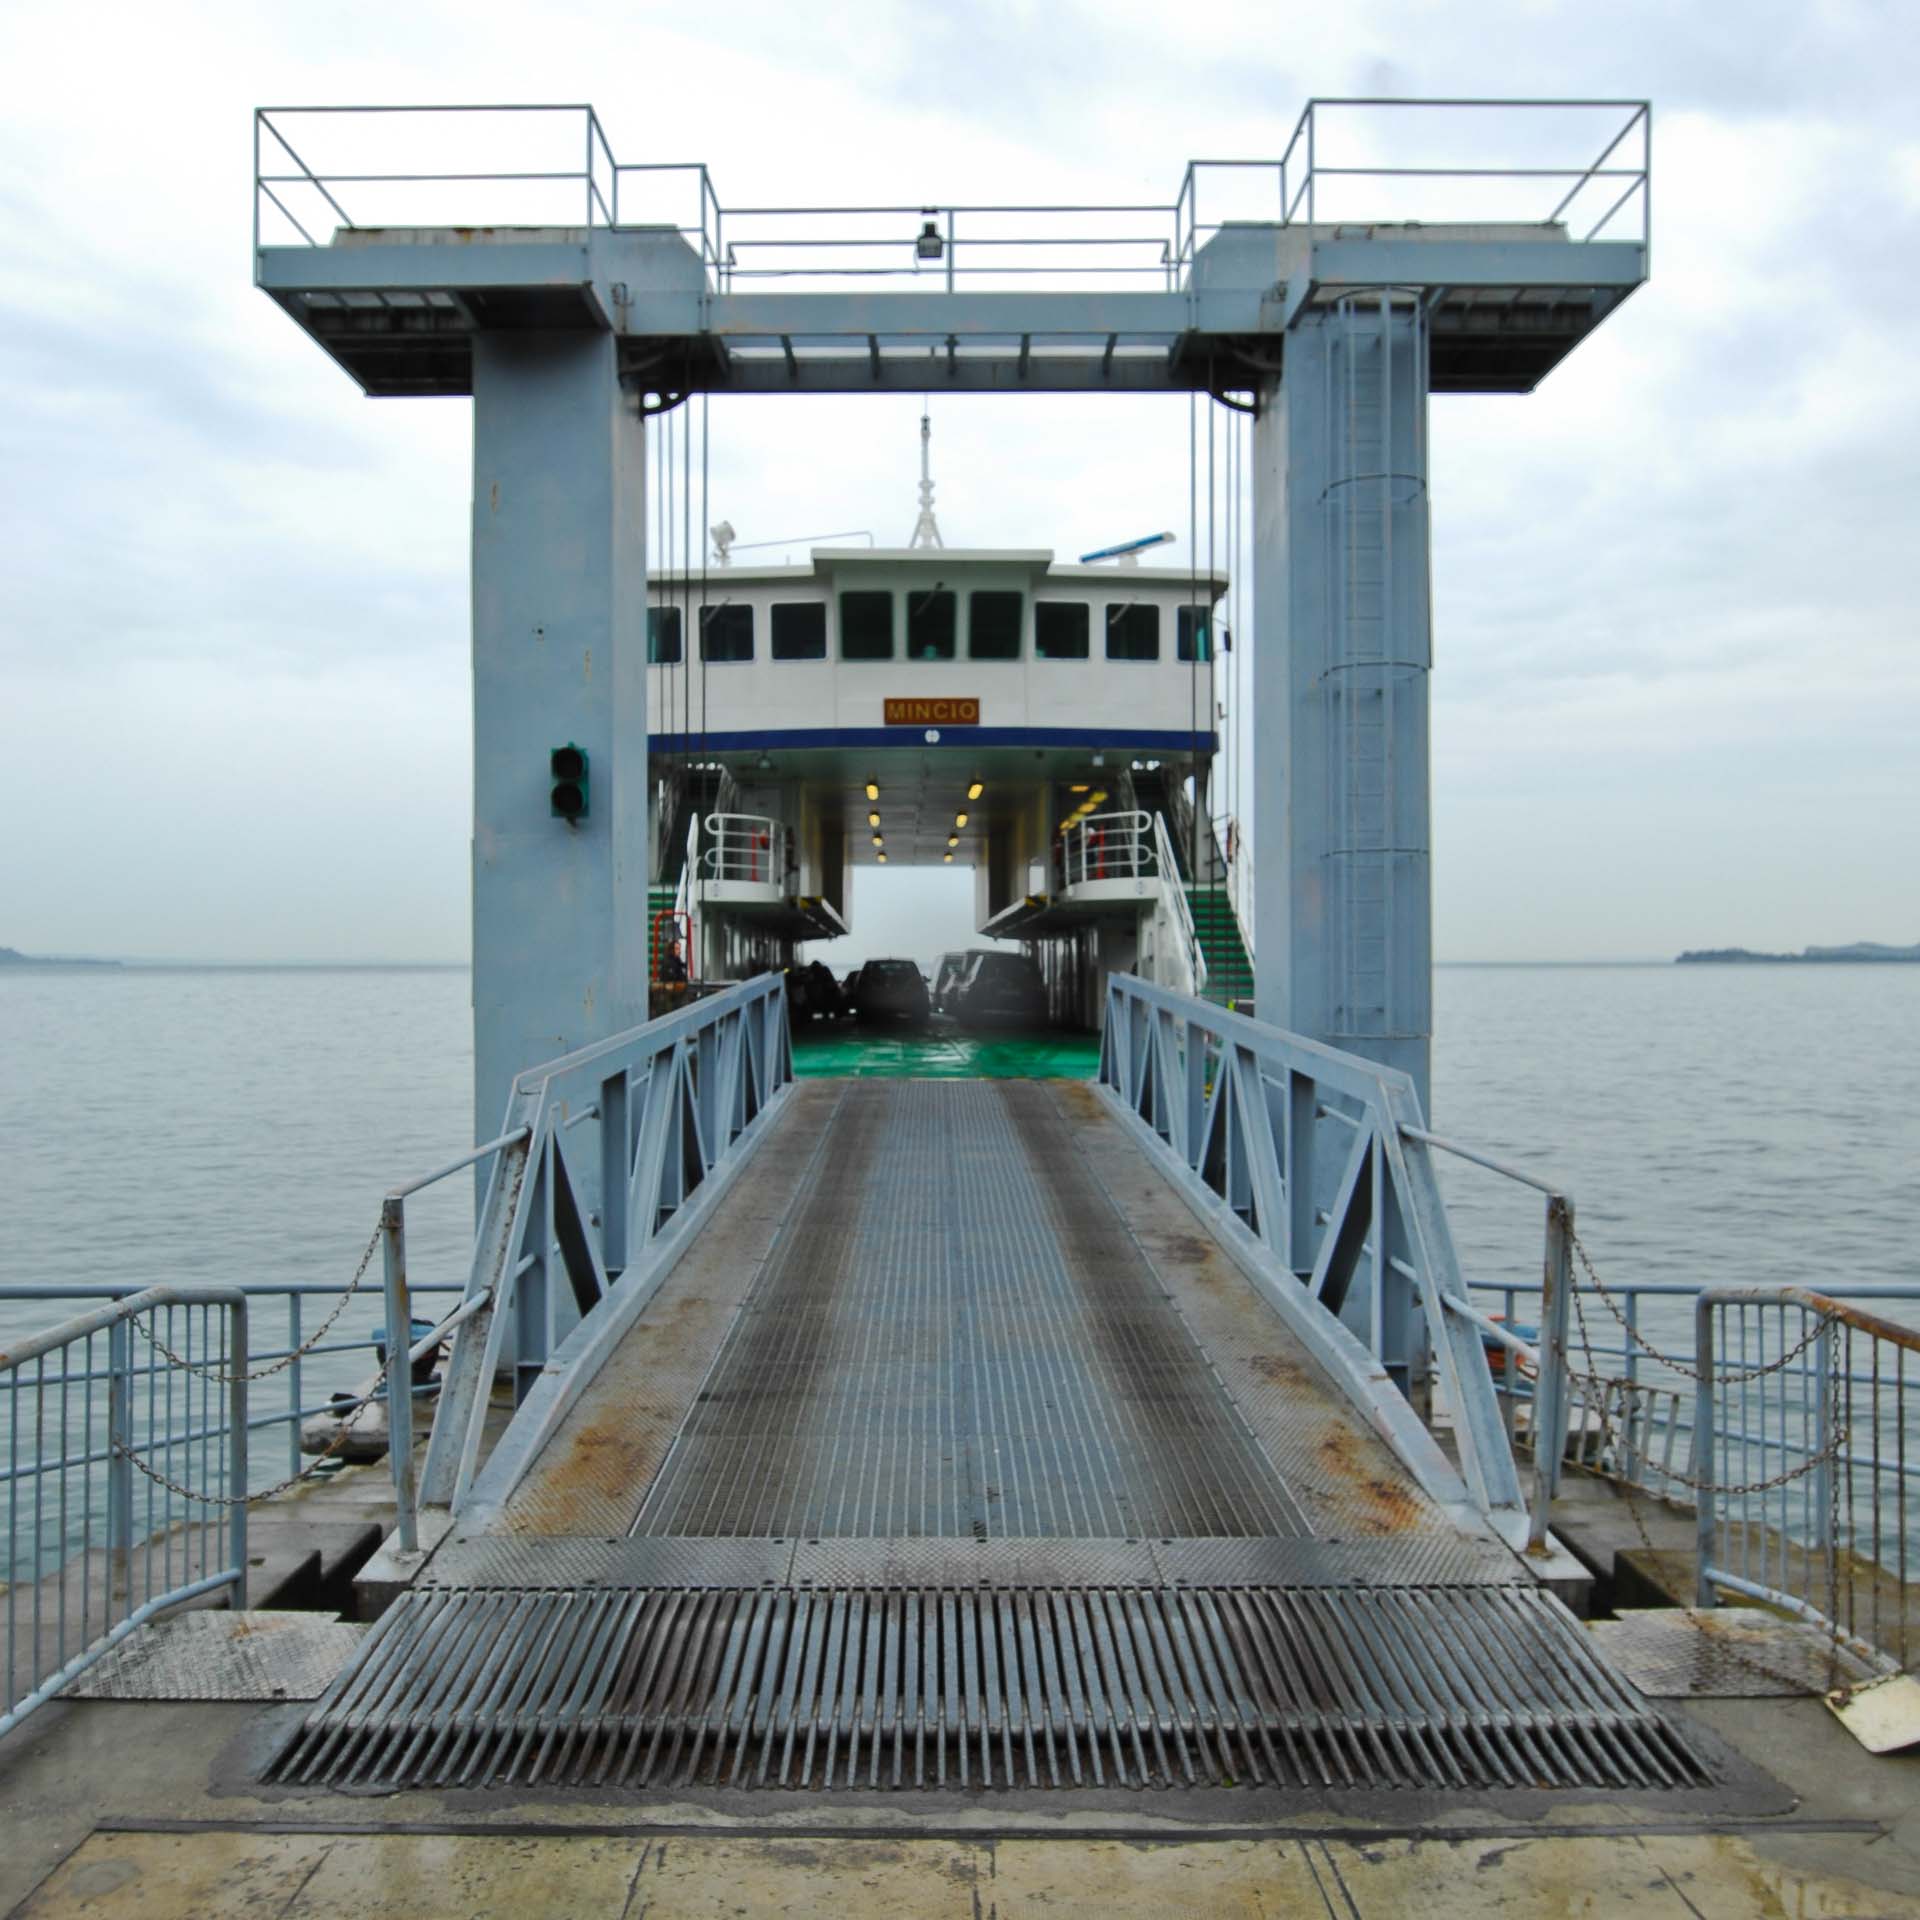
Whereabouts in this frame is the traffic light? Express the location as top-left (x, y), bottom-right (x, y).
top-left (549, 744), bottom-right (589, 821)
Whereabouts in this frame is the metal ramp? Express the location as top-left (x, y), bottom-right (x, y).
top-left (273, 1079), bottom-right (1711, 1795)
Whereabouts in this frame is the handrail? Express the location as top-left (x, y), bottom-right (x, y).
top-left (1098, 974), bottom-right (1533, 1548)
top-left (1151, 812), bottom-right (1208, 999)
top-left (1060, 810), bottom-right (1153, 886)
top-left (255, 101), bottom-right (1653, 287)
top-left (410, 972), bottom-right (793, 1536)
top-left (1693, 1285), bottom-right (1918, 1681)
top-left (2, 1287), bottom-right (249, 1739)
top-left (698, 811), bottom-right (788, 887)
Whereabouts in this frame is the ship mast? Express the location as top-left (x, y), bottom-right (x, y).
top-left (907, 407), bottom-right (944, 549)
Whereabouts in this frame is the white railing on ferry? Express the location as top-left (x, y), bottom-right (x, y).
top-left (698, 813), bottom-right (788, 888)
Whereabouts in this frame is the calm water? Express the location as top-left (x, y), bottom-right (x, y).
top-left (3, 962), bottom-right (1916, 1523)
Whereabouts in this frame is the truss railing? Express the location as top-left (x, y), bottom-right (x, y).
top-left (2, 1288), bottom-right (248, 1739)
top-left (254, 100), bottom-right (1651, 292)
top-left (1098, 975), bottom-right (1561, 1549)
top-left (404, 974), bottom-right (792, 1537)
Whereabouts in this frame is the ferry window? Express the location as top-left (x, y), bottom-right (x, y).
top-left (771, 602), bottom-right (827, 660)
top-left (1177, 606), bottom-right (1212, 662)
top-left (699, 604), bottom-right (754, 662)
top-left (840, 590), bottom-right (893, 660)
top-left (1105, 602), bottom-right (1159, 661)
top-left (907, 587), bottom-right (957, 660)
top-left (1034, 601), bottom-right (1089, 660)
top-left (969, 591), bottom-right (1022, 660)
top-left (647, 607), bottom-right (682, 664)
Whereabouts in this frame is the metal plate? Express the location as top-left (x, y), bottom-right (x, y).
top-left (271, 1582), bottom-right (1713, 1794)
top-left (1587, 1608), bottom-right (1876, 1698)
top-left (62, 1611), bottom-right (367, 1702)
top-left (426, 1536), bottom-right (797, 1590)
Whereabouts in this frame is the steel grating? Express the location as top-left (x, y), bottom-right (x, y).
top-left (1587, 1608), bottom-right (1877, 1699)
top-left (630, 1081), bottom-right (1310, 1540)
top-left (270, 1582), bottom-right (1713, 1794)
top-left (62, 1611), bottom-right (367, 1702)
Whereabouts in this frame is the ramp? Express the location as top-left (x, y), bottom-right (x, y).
top-left (276, 1080), bottom-right (1711, 1794)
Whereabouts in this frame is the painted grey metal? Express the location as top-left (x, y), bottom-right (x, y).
top-left (61, 1610), bottom-right (367, 1702)
top-left (468, 329), bottom-right (651, 1161)
top-left (2, 1287), bottom-right (249, 1741)
top-left (379, 1197), bottom-right (418, 1554)
top-left (1096, 975), bottom-right (1531, 1547)
top-left (416, 974), bottom-right (794, 1531)
top-left (1692, 1285), bottom-right (1917, 1679)
top-left (1251, 294), bottom-right (1434, 1113)
top-left (625, 1079), bottom-right (1309, 1542)
top-left (270, 1578), bottom-right (1708, 1793)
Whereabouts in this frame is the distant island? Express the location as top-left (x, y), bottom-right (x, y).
top-left (0, 946), bottom-right (122, 969)
top-left (1676, 941), bottom-right (1920, 965)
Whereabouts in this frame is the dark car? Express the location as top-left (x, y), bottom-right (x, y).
top-left (931, 948), bottom-right (992, 1017)
top-left (950, 949), bottom-right (1047, 1027)
top-left (787, 959), bottom-right (844, 1024)
top-left (854, 957), bottom-right (931, 1027)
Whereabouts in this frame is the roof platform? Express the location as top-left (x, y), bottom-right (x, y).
top-left (253, 100), bottom-right (1651, 401)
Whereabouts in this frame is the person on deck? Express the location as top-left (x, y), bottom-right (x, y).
top-left (658, 938), bottom-right (688, 985)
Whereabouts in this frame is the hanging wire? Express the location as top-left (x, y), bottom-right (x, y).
top-left (1206, 390), bottom-right (1217, 884)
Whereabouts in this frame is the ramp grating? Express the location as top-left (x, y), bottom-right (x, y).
top-left (270, 1583), bottom-right (1712, 1793)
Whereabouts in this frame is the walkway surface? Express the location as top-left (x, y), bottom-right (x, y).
top-left (266, 1080), bottom-right (1710, 1797)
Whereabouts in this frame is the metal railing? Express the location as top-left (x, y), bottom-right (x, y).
top-left (1059, 810), bottom-right (1154, 886)
top-left (1696, 1287), bottom-right (1918, 1679)
top-left (409, 973), bottom-right (793, 1535)
top-left (1098, 975), bottom-right (1541, 1548)
top-left (255, 100), bottom-right (1651, 291)
top-left (2, 1288), bottom-right (247, 1739)
top-left (697, 812), bottom-right (789, 889)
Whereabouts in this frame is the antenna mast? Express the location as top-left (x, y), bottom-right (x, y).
top-left (908, 407), bottom-right (944, 549)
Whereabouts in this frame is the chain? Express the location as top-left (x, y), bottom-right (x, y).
top-left (1564, 1269), bottom-right (1851, 1693)
top-left (113, 1379), bottom-right (388, 1508)
top-left (129, 1224), bottom-right (382, 1385)
top-left (1568, 1226), bottom-right (1828, 1385)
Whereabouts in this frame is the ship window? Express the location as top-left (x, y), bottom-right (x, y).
top-left (647, 607), bottom-right (682, 664)
top-left (969, 591), bottom-right (1022, 660)
top-left (1034, 601), bottom-right (1089, 660)
top-left (1177, 606), bottom-right (1212, 662)
top-left (840, 590), bottom-right (893, 660)
top-left (771, 602), bottom-right (827, 660)
top-left (1105, 602), bottom-right (1159, 661)
top-left (907, 587), bottom-right (957, 660)
top-left (699, 604), bottom-right (754, 662)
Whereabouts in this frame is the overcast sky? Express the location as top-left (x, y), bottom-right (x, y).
top-left (2, 0), bottom-right (1915, 966)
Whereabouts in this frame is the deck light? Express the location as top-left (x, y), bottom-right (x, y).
top-left (966, 780), bottom-right (983, 800)
top-left (868, 811), bottom-right (881, 827)
top-left (916, 217), bottom-right (944, 261)
top-left (954, 811), bottom-right (968, 828)
top-left (865, 780), bottom-right (880, 801)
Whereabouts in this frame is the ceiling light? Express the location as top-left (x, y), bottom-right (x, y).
top-left (966, 780), bottom-right (983, 800)
top-left (1089, 790), bottom-right (1109, 805)
top-left (947, 833), bottom-right (959, 848)
top-left (868, 811), bottom-right (880, 827)
top-left (943, 853), bottom-right (953, 864)
top-left (1069, 784), bottom-right (1090, 794)
top-left (877, 852), bottom-right (888, 863)
top-left (871, 834), bottom-right (884, 847)
top-left (954, 811), bottom-right (968, 829)
top-left (865, 781), bottom-right (880, 801)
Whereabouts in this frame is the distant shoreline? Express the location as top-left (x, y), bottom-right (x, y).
top-left (1676, 943), bottom-right (1920, 965)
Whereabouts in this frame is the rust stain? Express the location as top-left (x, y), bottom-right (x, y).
top-left (1314, 1425), bottom-right (1424, 1534)
top-left (1247, 1352), bottom-right (1310, 1389)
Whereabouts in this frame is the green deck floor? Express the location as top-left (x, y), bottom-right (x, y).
top-left (790, 1023), bottom-right (1099, 1079)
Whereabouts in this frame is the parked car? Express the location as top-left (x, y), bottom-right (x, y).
top-left (950, 949), bottom-right (1048, 1027)
top-left (931, 948), bottom-right (993, 1017)
top-left (854, 957), bottom-right (931, 1027)
top-left (787, 959), bottom-right (844, 1023)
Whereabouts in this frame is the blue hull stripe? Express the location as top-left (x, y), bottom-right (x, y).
top-left (647, 726), bottom-right (1218, 754)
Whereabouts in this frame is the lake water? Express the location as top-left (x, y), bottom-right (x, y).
top-left (3, 962), bottom-right (1916, 1557)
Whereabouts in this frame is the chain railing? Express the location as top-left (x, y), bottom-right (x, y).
top-left (1, 1288), bottom-right (247, 1739)
top-left (1695, 1287), bottom-right (1917, 1683)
